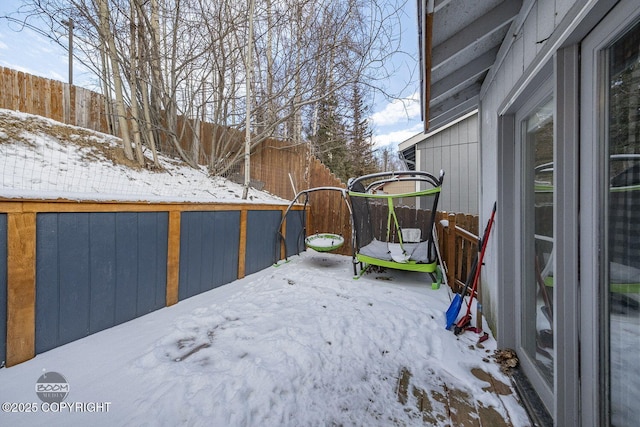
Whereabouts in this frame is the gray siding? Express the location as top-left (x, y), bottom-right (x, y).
top-left (246, 210), bottom-right (282, 275)
top-left (35, 212), bottom-right (168, 354)
top-left (178, 211), bottom-right (240, 301)
top-left (419, 113), bottom-right (479, 214)
top-left (0, 214), bottom-right (6, 366)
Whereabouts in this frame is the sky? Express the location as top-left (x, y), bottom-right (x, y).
top-left (0, 0), bottom-right (424, 152)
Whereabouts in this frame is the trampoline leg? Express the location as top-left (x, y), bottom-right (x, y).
top-left (431, 267), bottom-right (443, 290)
top-left (352, 261), bottom-right (368, 279)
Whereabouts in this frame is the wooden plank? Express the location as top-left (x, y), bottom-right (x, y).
top-left (446, 213), bottom-right (458, 291)
top-left (50, 79), bottom-right (63, 122)
top-left (17, 71), bottom-right (25, 112)
top-left (0, 199), bottom-right (294, 214)
top-left (88, 213), bottom-right (117, 334)
top-left (166, 211), bottom-right (181, 306)
top-left (69, 85), bottom-right (76, 126)
top-left (216, 211), bottom-right (241, 286)
top-left (136, 212), bottom-right (167, 314)
top-left (279, 206), bottom-right (286, 260)
top-left (114, 213), bottom-right (138, 323)
top-left (244, 210), bottom-right (281, 275)
top-left (237, 208), bottom-right (248, 279)
top-left (6, 212), bottom-right (36, 366)
top-left (0, 202), bottom-right (24, 213)
top-left (57, 213), bottom-right (91, 346)
top-left (34, 213), bottom-right (60, 353)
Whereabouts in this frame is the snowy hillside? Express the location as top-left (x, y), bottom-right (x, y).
top-left (0, 109), bottom-right (284, 204)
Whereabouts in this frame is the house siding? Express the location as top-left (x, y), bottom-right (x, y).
top-left (418, 113), bottom-right (479, 215)
top-left (478, 0), bottom-right (636, 425)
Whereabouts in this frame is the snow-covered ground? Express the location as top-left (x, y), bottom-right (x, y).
top-left (0, 109), bottom-right (530, 426)
top-left (0, 109), bottom-right (284, 203)
top-left (0, 252), bottom-right (530, 426)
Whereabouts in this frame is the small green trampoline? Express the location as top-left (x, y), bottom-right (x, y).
top-left (305, 233), bottom-right (345, 252)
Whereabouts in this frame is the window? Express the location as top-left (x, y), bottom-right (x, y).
top-left (502, 76), bottom-right (556, 414)
top-left (606, 19), bottom-right (640, 426)
top-left (583, 4), bottom-right (640, 423)
top-left (520, 97), bottom-right (555, 388)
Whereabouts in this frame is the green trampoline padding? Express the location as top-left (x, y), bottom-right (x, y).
top-left (305, 233), bottom-right (344, 252)
top-left (355, 253), bottom-right (438, 273)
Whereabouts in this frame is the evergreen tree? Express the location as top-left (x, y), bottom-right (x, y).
top-left (347, 82), bottom-right (377, 179)
top-left (311, 93), bottom-right (350, 181)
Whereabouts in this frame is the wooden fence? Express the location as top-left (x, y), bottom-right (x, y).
top-left (0, 66), bottom-right (480, 304)
top-left (0, 66), bottom-right (479, 279)
top-left (0, 199), bottom-right (304, 367)
top-left (0, 66), bottom-right (348, 233)
top-left (0, 67), bottom-right (112, 133)
top-left (436, 212), bottom-right (479, 293)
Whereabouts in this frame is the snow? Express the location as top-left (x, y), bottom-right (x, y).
top-left (0, 253), bottom-right (530, 426)
top-left (0, 109), bottom-right (284, 204)
top-left (0, 109), bottom-right (531, 425)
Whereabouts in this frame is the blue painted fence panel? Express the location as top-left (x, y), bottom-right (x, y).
top-left (35, 212), bottom-right (168, 354)
top-left (246, 210), bottom-right (282, 275)
top-left (285, 209), bottom-right (305, 258)
top-left (0, 214), bottom-right (6, 366)
top-left (179, 211), bottom-right (240, 301)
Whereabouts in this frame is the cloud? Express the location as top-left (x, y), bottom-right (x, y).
top-left (372, 123), bottom-right (423, 149)
top-left (370, 93), bottom-right (421, 128)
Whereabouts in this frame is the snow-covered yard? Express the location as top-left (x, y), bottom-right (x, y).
top-left (0, 251), bottom-right (530, 426)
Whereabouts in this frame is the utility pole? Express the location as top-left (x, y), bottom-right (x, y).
top-left (242, 0), bottom-right (256, 200)
top-left (61, 18), bottom-right (74, 85)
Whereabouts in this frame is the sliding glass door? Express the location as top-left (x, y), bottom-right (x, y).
top-left (605, 20), bottom-right (640, 427)
top-left (582, 6), bottom-right (640, 425)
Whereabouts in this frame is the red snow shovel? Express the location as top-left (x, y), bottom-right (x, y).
top-left (452, 202), bottom-right (496, 335)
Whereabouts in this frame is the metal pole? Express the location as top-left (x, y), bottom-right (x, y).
top-left (242, 0), bottom-right (255, 200)
top-left (62, 19), bottom-right (74, 85)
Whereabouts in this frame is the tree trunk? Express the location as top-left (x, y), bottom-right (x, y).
top-left (243, 0), bottom-right (256, 200)
top-left (98, 0), bottom-right (133, 161)
top-left (129, 0), bottom-right (145, 166)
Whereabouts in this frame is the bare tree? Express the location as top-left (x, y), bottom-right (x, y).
top-left (97, 0), bottom-right (133, 161)
top-left (18, 0), bottom-right (405, 178)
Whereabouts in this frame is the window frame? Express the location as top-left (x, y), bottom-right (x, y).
top-left (581, 4), bottom-right (640, 425)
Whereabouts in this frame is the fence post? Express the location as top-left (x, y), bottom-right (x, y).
top-left (238, 208), bottom-right (248, 279)
top-left (446, 213), bottom-right (456, 291)
top-left (166, 210), bottom-right (181, 306)
top-left (6, 212), bottom-right (36, 366)
top-left (279, 206), bottom-right (287, 261)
